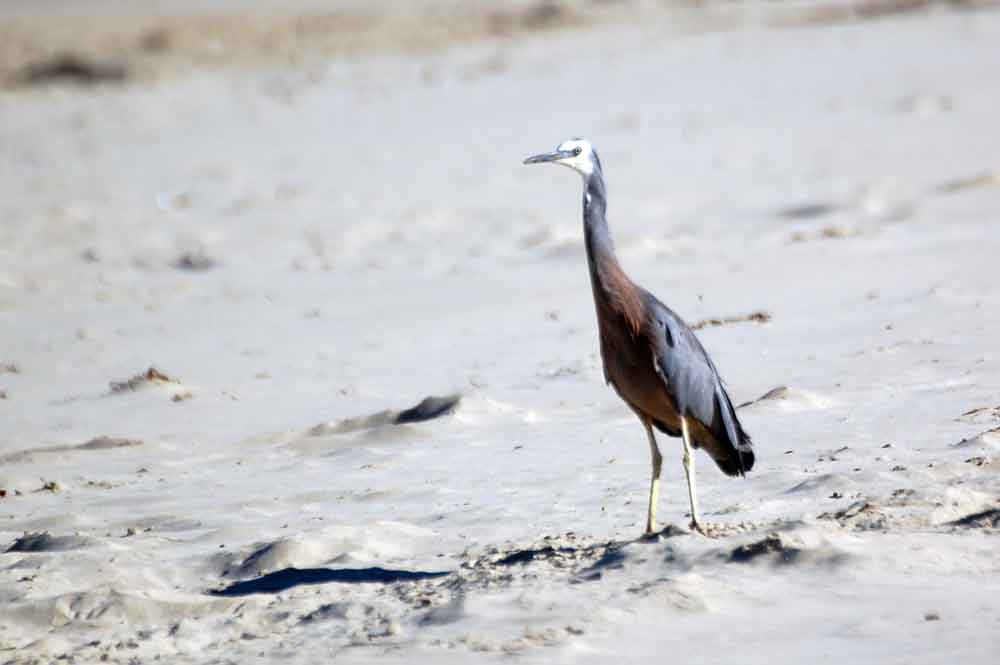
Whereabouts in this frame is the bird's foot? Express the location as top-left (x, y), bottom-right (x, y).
top-left (638, 530), bottom-right (660, 543)
top-left (689, 520), bottom-right (709, 537)
top-left (639, 522), bottom-right (659, 541)
top-left (638, 523), bottom-right (695, 542)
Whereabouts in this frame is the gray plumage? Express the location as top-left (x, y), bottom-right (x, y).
top-left (647, 295), bottom-right (754, 476)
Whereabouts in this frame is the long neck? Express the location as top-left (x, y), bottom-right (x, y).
top-left (582, 169), bottom-right (619, 294)
top-left (581, 168), bottom-right (643, 334)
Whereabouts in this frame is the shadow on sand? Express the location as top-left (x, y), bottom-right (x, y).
top-left (209, 566), bottom-right (450, 597)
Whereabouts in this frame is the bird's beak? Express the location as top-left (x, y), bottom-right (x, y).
top-left (523, 150), bottom-right (570, 165)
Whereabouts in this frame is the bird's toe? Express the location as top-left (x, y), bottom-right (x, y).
top-left (689, 520), bottom-right (709, 537)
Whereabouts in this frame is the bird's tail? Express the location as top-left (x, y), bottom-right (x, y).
top-left (703, 384), bottom-right (755, 477)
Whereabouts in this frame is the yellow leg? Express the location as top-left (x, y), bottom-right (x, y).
top-left (642, 419), bottom-right (662, 534)
top-left (680, 416), bottom-right (705, 535)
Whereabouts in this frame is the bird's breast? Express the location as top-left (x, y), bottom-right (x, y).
top-left (598, 321), bottom-right (679, 427)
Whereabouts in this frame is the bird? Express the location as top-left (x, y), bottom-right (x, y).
top-left (523, 138), bottom-right (754, 535)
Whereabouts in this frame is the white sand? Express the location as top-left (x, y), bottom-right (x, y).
top-left (2, 2), bottom-right (999, 663)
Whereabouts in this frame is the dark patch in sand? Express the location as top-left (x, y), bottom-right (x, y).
top-left (78, 436), bottom-right (143, 451)
top-left (0, 436), bottom-right (143, 465)
top-left (777, 0), bottom-right (997, 29)
top-left (656, 523), bottom-right (698, 538)
top-left (109, 367), bottom-right (180, 393)
top-left (210, 566), bottom-right (449, 597)
top-left (818, 500), bottom-right (889, 530)
top-left (6, 532), bottom-right (92, 553)
top-left (691, 311), bottom-right (771, 331)
top-left (496, 545), bottom-right (572, 566)
top-left (309, 393), bottom-right (461, 435)
top-left (776, 202), bottom-right (840, 219)
top-left (729, 533), bottom-right (802, 563)
top-left (458, 534), bottom-right (628, 590)
top-left (947, 508), bottom-right (1000, 529)
top-left (174, 250), bottom-right (217, 271)
top-left (395, 395), bottom-right (462, 424)
top-left (299, 602), bottom-right (351, 624)
top-left (35, 480), bottom-right (62, 493)
top-left (488, 1), bottom-right (578, 35)
top-left (492, 540), bottom-right (628, 569)
top-left (572, 547), bottom-right (629, 583)
top-left (226, 540), bottom-right (286, 579)
top-left (13, 53), bottom-right (127, 86)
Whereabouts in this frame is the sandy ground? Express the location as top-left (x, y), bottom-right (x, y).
top-left (2, 1), bottom-right (1000, 663)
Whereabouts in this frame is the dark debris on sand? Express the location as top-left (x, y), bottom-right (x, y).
top-left (691, 311), bottom-right (772, 331)
top-left (728, 533), bottom-right (802, 564)
top-left (109, 367), bottom-right (179, 393)
top-left (395, 395), bottom-right (461, 424)
top-left (12, 53), bottom-right (128, 87)
top-left (818, 500), bottom-right (889, 530)
top-left (458, 534), bottom-right (627, 589)
top-left (310, 394), bottom-right (461, 435)
top-left (775, 202), bottom-right (840, 220)
top-left (174, 250), bottom-right (218, 271)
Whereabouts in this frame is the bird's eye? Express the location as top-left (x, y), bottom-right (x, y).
top-left (573, 147), bottom-right (583, 156)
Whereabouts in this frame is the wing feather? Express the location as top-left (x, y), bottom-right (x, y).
top-left (646, 295), bottom-right (755, 476)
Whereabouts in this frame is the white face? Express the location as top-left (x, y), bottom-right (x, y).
top-left (524, 138), bottom-right (598, 178)
top-left (554, 138), bottom-right (595, 177)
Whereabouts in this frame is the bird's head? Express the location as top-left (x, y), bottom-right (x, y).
top-left (523, 138), bottom-right (600, 178)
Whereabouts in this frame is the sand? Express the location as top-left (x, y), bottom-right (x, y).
top-left (2, 1), bottom-right (999, 663)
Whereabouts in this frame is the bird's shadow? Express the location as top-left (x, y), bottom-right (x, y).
top-left (208, 566), bottom-right (450, 597)
top-left (208, 528), bottom-right (696, 597)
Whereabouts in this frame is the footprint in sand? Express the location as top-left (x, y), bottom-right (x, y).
top-left (737, 386), bottom-right (835, 412)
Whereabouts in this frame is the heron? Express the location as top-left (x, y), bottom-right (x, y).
top-left (523, 138), bottom-right (755, 535)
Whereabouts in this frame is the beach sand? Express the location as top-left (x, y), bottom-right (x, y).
top-left (2, 1), bottom-right (999, 662)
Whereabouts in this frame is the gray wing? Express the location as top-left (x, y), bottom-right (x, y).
top-left (645, 294), bottom-right (755, 476)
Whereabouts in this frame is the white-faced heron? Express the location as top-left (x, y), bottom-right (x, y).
top-left (523, 138), bottom-right (755, 535)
